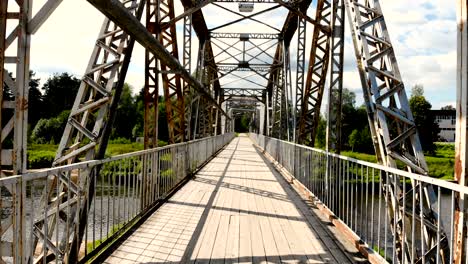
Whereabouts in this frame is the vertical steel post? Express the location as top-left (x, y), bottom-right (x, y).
top-left (152, 0), bottom-right (186, 144)
top-left (183, 14), bottom-right (193, 140)
top-left (297, 0), bottom-right (332, 146)
top-left (454, 0), bottom-right (468, 262)
top-left (0, 0), bottom-right (7, 177)
top-left (295, 17), bottom-right (306, 142)
top-left (0, 0), bottom-right (31, 176)
top-left (344, 0), bottom-right (448, 261)
top-left (144, 0), bottom-right (160, 149)
top-left (326, 0), bottom-right (344, 153)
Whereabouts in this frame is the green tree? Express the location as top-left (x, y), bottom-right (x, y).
top-left (314, 115), bottom-right (327, 148)
top-left (41, 73), bottom-right (80, 118)
top-left (348, 127), bottom-right (373, 153)
top-left (111, 83), bottom-right (138, 139)
top-left (409, 85), bottom-right (439, 154)
top-left (131, 88), bottom-right (170, 142)
top-left (31, 110), bottom-right (70, 144)
top-left (340, 89), bottom-right (370, 150)
top-left (441, 105), bottom-right (455, 110)
top-left (348, 129), bottom-right (360, 152)
top-left (28, 71), bottom-right (43, 128)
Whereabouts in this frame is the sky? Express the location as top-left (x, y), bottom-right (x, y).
top-left (22, 0), bottom-right (458, 110)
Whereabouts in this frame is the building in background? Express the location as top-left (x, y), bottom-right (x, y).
top-left (432, 109), bottom-right (456, 142)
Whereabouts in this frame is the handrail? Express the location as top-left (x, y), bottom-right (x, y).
top-left (0, 133), bottom-right (235, 263)
top-left (250, 133), bottom-right (461, 263)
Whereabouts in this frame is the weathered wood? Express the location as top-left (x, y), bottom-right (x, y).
top-left (104, 136), bottom-right (364, 263)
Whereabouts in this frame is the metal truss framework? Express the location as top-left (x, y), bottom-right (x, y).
top-left (326, 0), bottom-right (344, 153)
top-left (148, 0), bottom-right (186, 145)
top-left (32, 1), bottom-right (146, 262)
top-left (222, 88), bottom-right (265, 103)
top-left (296, 0), bottom-right (332, 146)
top-left (0, 0), bottom-right (29, 177)
top-left (454, 1), bottom-right (467, 263)
top-left (1, 0), bottom-right (463, 262)
top-left (345, 0), bottom-right (448, 262)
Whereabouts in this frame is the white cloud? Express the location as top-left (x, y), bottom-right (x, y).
top-left (26, 1), bottom-right (458, 110)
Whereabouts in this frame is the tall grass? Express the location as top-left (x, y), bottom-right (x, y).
top-left (343, 143), bottom-right (455, 180)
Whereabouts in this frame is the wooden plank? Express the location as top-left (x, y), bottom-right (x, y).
top-left (245, 157), bottom-right (267, 264)
top-left (248, 153), bottom-right (282, 264)
top-left (192, 140), bottom-right (234, 264)
top-left (105, 136), bottom-right (362, 264)
top-left (269, 173), bottom-right (333, 263)
top-left (225, 214), bottom-right (240, 264)
top-left (250, 162), bottom-right (293, 263)
top-left (238, 160), bottom-right (253, 264)
top-left (105, 176), bottom-right (200, 263)
top-left (224, 154), bottom-right (241, 264)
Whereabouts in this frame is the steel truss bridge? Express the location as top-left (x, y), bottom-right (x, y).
top-left (1, 0), bottom-right (468, 263)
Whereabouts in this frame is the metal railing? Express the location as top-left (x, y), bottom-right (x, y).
top-left (250, 133), bottom-right (468, 264)
top-left (0, 133), bottom-right (234, 263)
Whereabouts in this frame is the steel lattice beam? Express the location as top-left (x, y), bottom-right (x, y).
top-left (295, 17), bottom-right (306, 141)
top-left (88, 0), bottom-right (227, 118)
top-left (326, 0), bottom-right (344, 153)
top-left (0, 0), bottom-right (31, 176)
top-left (148, 0), bottom-right (186, 144)
top-left (33, 1), bottom-right (146, 262)
top-left (345, 0), bottom-right (448, 262)
top-left (210, 32), bottom-right (280, 39)
top-left (0, 1), bottom-right (30, 260)
top-left (297, 0), bottom-right (332, 146)
top-left (454, 1), bottom-right (468, 262)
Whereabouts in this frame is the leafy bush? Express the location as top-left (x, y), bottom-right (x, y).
top-left (28, 150), bottom-right (55, 169)
top-left (105, 143), bottom-right (144, 156)
top-left (109, 137), bottom-right (132, 144)
top-left (31, 110), bottom-right (70, 144)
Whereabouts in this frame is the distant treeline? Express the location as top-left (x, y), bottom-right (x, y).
top-left (11, 71), bottom-right (171, 145)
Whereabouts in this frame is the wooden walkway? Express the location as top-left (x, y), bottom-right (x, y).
top-left (102, 135), bottom-right (367, 264)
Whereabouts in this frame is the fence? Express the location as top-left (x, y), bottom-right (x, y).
top-left (250, 133), bottom-right (468, 264)
top-left (0, 133), bottom-right (234, 263)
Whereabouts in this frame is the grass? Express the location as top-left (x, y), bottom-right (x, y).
top-left (27, 142), bottom-right (146, 169)
top-left (342, 143), bottom-right (455, 180)
top-left (86, 223), bottom-right (125, 253)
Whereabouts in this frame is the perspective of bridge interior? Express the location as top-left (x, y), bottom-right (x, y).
top-left (1, 0), bottom-right (468, 263)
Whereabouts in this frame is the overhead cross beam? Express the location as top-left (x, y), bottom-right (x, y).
top-left (87, 0), bottom-right (227, 118)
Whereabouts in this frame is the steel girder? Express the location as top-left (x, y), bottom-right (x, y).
top-left (32, 1), bottom-right (145, 262)
top-left (0, 0), bottom-right (31, 176)
top-left (183, 15), bottom-right (195, 140)
top-left (270, 42), bottom-right (289, 140)
top-left (0, 1), bottom-right (30, 260)
top-left (296, 0), bottom-right (332, 146)
top-left (193, 39), bottom-right (217, 138)
top-left (148, 0), bottom-right (186, 145)
top-left (295, 17), bottom-right (306, 142)
top-left (0, 0), bottom-right (63, 177)
top-left (345, 0), bottom-right (448, 262)
top-left (144, 0), bottom-right (159, 149)
top-left (265, 0), bottom-right (314, 139)
top-left (325, 0), bottom-right (344, 153)
top-left (217, 64), bottom-right (272, 73)
top-left (454, 1), bottom-right (468, 262)
top-left (222, 88), bottom-right (265, 103)
top-left (211, 32), bottom-right (280, 39)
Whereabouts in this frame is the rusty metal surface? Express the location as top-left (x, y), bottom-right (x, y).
top-left (326, 0), bottom-right (344, 153)
top-left (454, 1), bottom-right (468, 263)
top-left (345, 0), bottom-right (448, 262)
top-left (32, 1), bottom-right (146, 262)
top-left (152, 0), bottom-right (186, 144)
top-left (0, 133), bottom-right (234, 263)
top-left (297, 0), bottom-right (332, 146)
